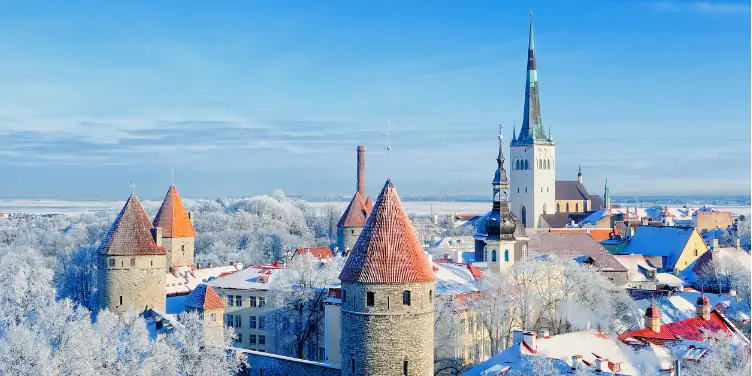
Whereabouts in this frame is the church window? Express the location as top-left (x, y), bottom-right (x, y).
top-left (109, 258), bottom-right (115, 267)
top-left (547, 187), bottom-right (549, 193)
top-left (525, 187), bottom-right (528, 193)
top-left (403, 290), bottom-right (411, 306)
top-left (695, 249), bottom-right (698, 256)
top-left (504, 250), bottom-right (509, 262)
top-left (525, 160), bottom-right (529, 170)
top-left (130, 258), bottom-right (135, 267)
top-left (366, 292), bottom-right (375, 307)
top-left (491, 250), bottom-right (497, 262)
top-left (541, 187), bottom-right (543, 193)
top-left (517, 187), bottom-right (520, 193)
top-left (151, 260), bottom-right (153, 266)
top-left (547, 159), bottom-right (551, 169)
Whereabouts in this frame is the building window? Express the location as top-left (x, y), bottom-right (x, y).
top-left (259, 296), bottom-right (265, 307)
top-left (404, 360), bottom-right (409, 376)
top-left (557, 203), bottom-right (560, 212)
top-left (235, 296), bottom-right (243, 307)
top-left (429, 290), bottom-right (433, 303)
top-left (227, 295), bottom-right (234, 306)
top-left (249, 296), bottom-right (257, 307)
top-left (249, 334), bottom-right (257, 345)
top-left (547, 159), bottom-right (551, 169)
top-left (151, 260), bottom-right (153, 266)
top-left (504, 250), bottom-right (509, 262)
top-left (259, 316), bottom-right (265, 329)
top-left (342, 290), bottom-right (347, 303)
top-left (351, 358), bottom-right (355, 373)
top-left (695, 249), bottom-right (698, 256)
top-left (366, 292), bottom-right (375, 307)
top-left (517, 187), bottom-right (520, 193)
top-left (524, 160), bottom-right (529, 170)
top-left (236, 333), bottom-right (242, 344)
top-left (259, 335), bottom-right (266, 345)
top-left (525, 187), bottom-right (528, 193)
top-left (109, 258), bottom-right (115, 267)
top-left (226, 314), bottom-right (234, 327)
top-left (119, 296), bottom-right (123, 305)
top-left (491, 250), bottom-right (497, 262)
top-left (575, 203), bottom-right (579, 212)
top-left (181, 244), bottom-right (185, 253)
top-left (403, 290), bottom-right (411, 306)
top-left (566, 203), bottom-right (570, 212)
top-left (210, 313), bottom-right (217, 322)
top-left (249, 316), bottom-right (257, 329)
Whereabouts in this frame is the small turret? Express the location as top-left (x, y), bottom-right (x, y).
top-left (645, 301), bottom-right (661, 332)
top-left (577, 165), bottom-right (583, 184)
top-left (696, 293), bottom-right (711, 320)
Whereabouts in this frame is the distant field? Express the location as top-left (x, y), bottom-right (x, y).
top-left (0, 199), bottom-right (749, 218)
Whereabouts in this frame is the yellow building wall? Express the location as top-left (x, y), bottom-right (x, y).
top-left (674, 229), bottom-right (709, 272)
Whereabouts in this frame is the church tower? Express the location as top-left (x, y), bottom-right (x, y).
top-left (153, 185), bottom-right (196, 271)
top-left (339, 180), bottom-right (435, 376)
top-left (98, 194), bottom-right (167, 314)
top-left (510, 13), bottom-right (555, 228)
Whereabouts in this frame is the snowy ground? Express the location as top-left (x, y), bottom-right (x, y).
top-left (0, 199), bottom-right (749, 218)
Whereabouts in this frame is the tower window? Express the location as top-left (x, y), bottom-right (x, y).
top-left (351, 229), bottom-right (355, 235)
top-left (109, 258), bottom-right (115, 267)
top-left (119, 296), bottom-right (123, 305)
top-left (429, 290), bottom-right (433, 303)
top-left (525, 187), bottom-right (528, 193)
top-left (181, 244), bottom-right (185, 253)
top-left (566, 203), bottom-right (570, 212)
top-left (557, 203), bottom-right (560, 212)
top-left (404, 360), bottom-right (408, 376)
top-left (517, 187), bottom-right (520, 193)
top-left (505, 250), bottom-right (509, 262)
top-left (130, 258), bottom-right (135, 267)
top-left (575, 203), bottom-right (579, 212)
top-left (547, 159), bottom-right (551, 169)
top-left (342, 290), bottom-right (347, 303)
top-left (366, 292), bottom-right (375, 307)
top-left (402, 290), bottom-right (411, 306)
top-left (352, 358), bottom-right (355, 373)
top-left (491, 250), bottom-right (497, 262)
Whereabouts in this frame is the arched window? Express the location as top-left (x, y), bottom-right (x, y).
top-left (517, 187), bottom-right (520, 193)
top-left (575, 203), bottom-right (579, 212)
top-left (515, 160), bottom-right (519, 170)
top-left (547, 159), bottom-right (551, 169)
top-left (491, 250), bottom-right (497, 262)
top-left (566, 203), bottom-right (570, 212)
top-left (524, 160), bottom-right (529, 170)
top-left (504, 250), bottom-right (509, 262)
top-left (429, 290), bottom-right (433, 303)
top-left (403, 359), bottom-right (409, 376)
top-left (556, 203), bottom-right (560, 212)
top-left (521, 206), bottom-right (527, 227)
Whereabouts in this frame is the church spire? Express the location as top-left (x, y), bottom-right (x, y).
top-left (604, 175), bottom-right (611, 209)
top-left (488, 125), bottom-right (516, 241)
top-left (515, 11), bottom-right (549, 145)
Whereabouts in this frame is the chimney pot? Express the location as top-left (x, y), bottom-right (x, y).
top-left (522, 331), bottom-right (537, 352)
top-left (595, 358), bottom-right (607, 372)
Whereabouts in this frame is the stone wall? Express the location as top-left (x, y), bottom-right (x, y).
top-left (340, 281), bottom-right (434, 376)
top-left (98, 254), bottom-right (166, 314)
top-left (163, 236), bottom-right (195, 270)
top-left (233, 348), bottom-right (341, 376)
top-left (337, 227), bottom-right (362, 253)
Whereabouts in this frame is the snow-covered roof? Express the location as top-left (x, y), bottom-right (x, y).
top-left (433, 262), bottom-right (478, 295)
top-left (429, 236), bottom-right (474, 250)
top-left (463, 329), bottom-right (672, 376)
top-left (634, 291), bottom-right (734, 324)
top-left (620, 226), bottom-right (701, 270)
top-left (207, 264), bottom-right (284, 291)
top-left (655, 273), bottom-right (684, 287)
top-left (165, 264), bottom-right (243, 296)
top-left (613, 255), bottom-right (656, 283)
top-left (679, 247), bottom-right (751, 284)
top-left (582, 206), bottom-right (697, 226)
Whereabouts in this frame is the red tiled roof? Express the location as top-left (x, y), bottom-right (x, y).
top-left (619, 309), bottom-right (735, 345)
top-left (338, 191), bottom-right (369, 228)
top-left (184, 284), bottom-right (225, 310)
top-left (645, 303), bottom-right (661, 318)
top-left (294, 246), bottom-right (334, 260)
top-left (153, 185), bottom-right (196, 238)
top-left (339, 180), bottom-right (436, 283)
top-left (98, 195), bottom-right (167, 256)
top-left (365, 196), bottom-right (374, 213)
top-left (466, 263), bottom-right (483, 280)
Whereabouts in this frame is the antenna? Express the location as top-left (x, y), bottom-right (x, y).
top-left (382, 119), bottom-right (392, 178)
top-left (129, 180), bottom-right (136, 195)
top-left (171, 168), bottom-right (175, 186)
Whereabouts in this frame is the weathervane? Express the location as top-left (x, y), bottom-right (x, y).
top-left (382, 119), bottom-right (392, 178)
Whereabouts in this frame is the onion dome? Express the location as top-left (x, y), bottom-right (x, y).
top-left (696, 294), bottom-right (710, 306)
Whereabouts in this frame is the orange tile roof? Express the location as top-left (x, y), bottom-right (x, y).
top-left (547, 228), bottom-right (614, 242)
top-left (365, 196), bottom-right (374, 213)
top-left (618, 309), bottom-right (736, 345)
top-left (339, 180), bottom-right (435, 284)
top-left (184, 284), bottom-right (225, 310)
top-left (294, 246), bottom-right (334, 260)
top-left (153, 185), bottom-right (196, 238)
top-left (98, 194), bottom-right (167, 256)
top-left (337, 191), bottom-right (369, 228)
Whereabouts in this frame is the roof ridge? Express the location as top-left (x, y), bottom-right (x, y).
top-left (153, 185), bottom-right (196, 237)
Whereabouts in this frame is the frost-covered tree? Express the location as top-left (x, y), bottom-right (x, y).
top-left (679, 330), bottom-right (751, 376)
top-left (267, 253), bottom-right (345, 360)
top-left (433, 294), bottom-right (471, 375)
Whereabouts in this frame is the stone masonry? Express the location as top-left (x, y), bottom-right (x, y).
top-left (163, 236), bottom-right (195, 270)
top-left (98, 254), bottom-right (166, 314)
top-left (340, 281), bottom-right (434, 376)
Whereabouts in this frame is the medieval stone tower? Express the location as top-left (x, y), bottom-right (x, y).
top-left (339, 180), bottom-right (435, 376)
top-left (510, 13), bottom-right (556, 229)
top-left (337, 146), bottom-right (371, 254)
top-left (98, 194), bottom-right (167, 314)
top-left (184, 283), bottom-right (226, 345)
top-left (153, 185), bottom-right (196, 270)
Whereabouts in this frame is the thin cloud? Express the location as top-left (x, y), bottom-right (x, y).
top-left (650, 1), bottom-right (750, 14)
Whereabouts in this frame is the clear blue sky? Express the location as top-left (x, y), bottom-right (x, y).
top-left (0, 0), bottom-right (749, 200)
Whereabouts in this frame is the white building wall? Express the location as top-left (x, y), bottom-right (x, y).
top-left (510, 144), bottom-right (556, 228)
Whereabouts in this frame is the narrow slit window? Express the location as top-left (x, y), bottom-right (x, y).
top-left (366, 292), bottom-right (374, 307)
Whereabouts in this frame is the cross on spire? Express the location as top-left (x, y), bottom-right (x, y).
top-left (129, 180), bottom-right (136, 195)
top-left (383, 120), bottom-right (392, 179)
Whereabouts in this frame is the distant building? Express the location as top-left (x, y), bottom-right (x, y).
top-left (97, 194), bottom-right (167, 314)
top-left (336, 146), bottom-right (371, 253)
top-left (617, 226), bottom-right (708, 273)
top-left (184, 284), bottom-right (226, 343)
top-left (694, 209), bottom-right (734, 233)
top-left (289, 246), bottom-right (335, 261)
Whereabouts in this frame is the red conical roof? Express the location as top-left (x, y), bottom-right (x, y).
top-left (337, 191), bottom-right (369, 228)
top-left (98, 195), bottom-right (166, 256)
top-left (645, 302), bottom-right (661, 318)
top-left (185, 284), bottom-right (225, 310)
top-left (365, 196), bottom-right (374, 213)
top-left (153, 185), bottom-right (196, 237)
top-left (339, 180), bottom-right (435, 283)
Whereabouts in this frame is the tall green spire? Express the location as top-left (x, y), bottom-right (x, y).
top-left (515, 11), bottom-right (550, 145)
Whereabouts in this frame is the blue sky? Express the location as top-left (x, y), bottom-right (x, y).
top-left (0, 0), bottom-right (749, 200)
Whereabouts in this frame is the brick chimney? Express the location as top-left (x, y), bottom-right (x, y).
top-left (151, 227), bottom-right (163, 246)
top-left (357, 145), bottom-right (365, 197)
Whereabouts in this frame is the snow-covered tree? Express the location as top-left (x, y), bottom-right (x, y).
top-left (679, 330), bottom-right (751, 376)
top-left (267, 253), bottom-right (345, 360)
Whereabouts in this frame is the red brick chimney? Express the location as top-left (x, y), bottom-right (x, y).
top-left (357, 146), bottom-right (365, 197)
